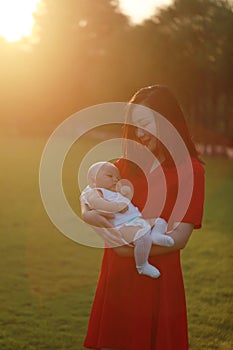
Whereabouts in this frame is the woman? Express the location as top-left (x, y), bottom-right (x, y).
top-left (82, 85), bottom-right (205, 350)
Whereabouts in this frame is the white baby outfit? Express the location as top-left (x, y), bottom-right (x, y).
top-left (80, 186), bottom-right (160, 278)
top-left (80, 186), bottom-right (151, 241)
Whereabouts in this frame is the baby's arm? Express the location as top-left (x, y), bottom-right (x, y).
top-left (87, 189), bottom-right (128, 213)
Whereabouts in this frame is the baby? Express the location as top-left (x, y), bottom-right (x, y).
top-left (80, 161), bottom-right (174, 278)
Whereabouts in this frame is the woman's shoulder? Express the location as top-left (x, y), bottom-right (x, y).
top-left (179, 157), bottom-right (205, 184)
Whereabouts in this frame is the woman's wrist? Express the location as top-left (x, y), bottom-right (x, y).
top-left (113, 245), bottom-right (134, 257)
top-left (82, 209), bottom-right (96, 225)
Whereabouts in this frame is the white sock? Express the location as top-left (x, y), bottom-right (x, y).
top-left (134, 232), bottom-right (160, 278)
top-left (151, 218), bottom-right (174, 246)
top-left (154, 218), bottom-right (168, 233)
top-left (137, 262), bottom-right (160, 278)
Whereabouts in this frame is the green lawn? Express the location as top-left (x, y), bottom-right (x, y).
top-left (0, 136), bottom-right (232, 350)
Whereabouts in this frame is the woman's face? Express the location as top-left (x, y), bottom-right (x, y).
top-left (131, 106), bottom-right (158, 153)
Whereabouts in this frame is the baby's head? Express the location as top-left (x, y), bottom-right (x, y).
top-left (87, 161), bottom-right (121, 191)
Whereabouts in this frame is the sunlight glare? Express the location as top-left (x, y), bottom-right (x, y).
top-left (0, 0), bottom-right (41, 42)
top-left (118, 0), bottom-right (172, 24)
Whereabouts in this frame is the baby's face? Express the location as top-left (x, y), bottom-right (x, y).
top-left (95, 163), bottom-right (121, 191)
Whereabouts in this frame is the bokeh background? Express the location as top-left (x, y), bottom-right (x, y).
top-left (0, 1), bottom-right (232, 349)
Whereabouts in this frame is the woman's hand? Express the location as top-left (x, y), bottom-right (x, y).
top-left (81, 203), bottom-right (128, 247)
top-left (82, 206), bottom-right (114, 228)
top-left (113, 245), bottom-right (134, 257)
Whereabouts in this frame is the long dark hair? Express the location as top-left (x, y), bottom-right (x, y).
top-left (122, 85), bottom-right (201, 173)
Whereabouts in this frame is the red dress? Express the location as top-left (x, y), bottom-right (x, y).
top-left (83, 158), bottom-right (205, 350)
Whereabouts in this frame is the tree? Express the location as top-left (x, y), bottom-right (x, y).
top-left (147, 0), bottom-right (233, 139)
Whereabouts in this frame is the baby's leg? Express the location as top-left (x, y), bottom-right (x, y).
top-left (119, 225), bottom-right (142, 244)
top-left (119, 226), bottom-right (160, 278)
top-left (134, 232), bottom-right (160, 278)
top-left (151, 218), bottom-right (174, 246)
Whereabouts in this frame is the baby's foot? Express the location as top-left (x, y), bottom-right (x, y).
top-left (137, 262), bottom-right (160, 278)
top-left (151, 218), bottom-right (174, 247)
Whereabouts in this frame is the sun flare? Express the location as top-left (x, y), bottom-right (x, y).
top-left (0, 0), bottom-right (41, 42)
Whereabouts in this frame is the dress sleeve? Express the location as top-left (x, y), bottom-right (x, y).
top-left (181, 159), bottom-right (205, 229)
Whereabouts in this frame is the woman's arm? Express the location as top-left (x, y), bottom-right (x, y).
top-left (81, 202), bottom-right (114, 227)
top-left (81, 202), bottom-right (127, 247)
top-left (151, 222), bottom-right (194, 254)
top-left (114, 222), bottom-right (194, 257)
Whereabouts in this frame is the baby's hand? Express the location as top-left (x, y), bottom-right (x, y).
top-left (120, 185), bottom-right (131, 197)
top-left (116, 179), bottom-right (134, 200)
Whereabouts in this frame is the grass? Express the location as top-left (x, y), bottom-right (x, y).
top-left (0, 135), bottom-right (232, 349)
top-left (182, 157), bottom-right (233, 350)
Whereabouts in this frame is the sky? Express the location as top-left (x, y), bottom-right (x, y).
top-left (118, 0), bottom-right (173, 24)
